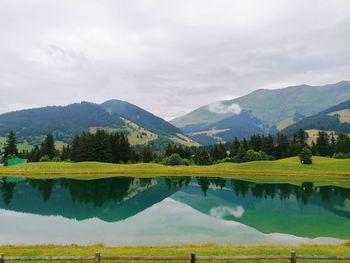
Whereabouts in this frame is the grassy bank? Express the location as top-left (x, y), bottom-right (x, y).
top-left (0, 243), bottom-right (350, 263)
top-left (0, 156), bottom-right (350, 187)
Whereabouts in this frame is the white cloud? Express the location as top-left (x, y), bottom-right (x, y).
top-left (208, 102), bottom-right (242, 115)
top-left (209, 205), bottom-right (245, 219)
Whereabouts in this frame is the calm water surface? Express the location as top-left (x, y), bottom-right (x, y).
top-left (0, 176), bottom-right (349, 245)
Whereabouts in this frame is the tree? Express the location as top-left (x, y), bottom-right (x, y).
top-left (3, 131), bottom-right (18, 161)
top-left (229, 137), bottom-right (241, 157)
top-left (275, 133), bottom-right (289, 159)
top-left (211, 143), bottom-right (227, 161)
top-left (261, 134), bottom-right (274, 156)
top-left (299, 147), bottom-right (313, 165)
top-left (315, 131), bottom-right (331, 156)
top-left (194, 148), bottom-right (213, 165)
top-left (297, 129), bottom-right (307, 147)
top-left (140, 145), bottom-right (154, 163)
top-left (28, 145), bottom-right (41, 162)
top-left (60, 145), bottom-right (71, 161)
top-left (41, 133), bottom-right (56, 159)
top-left (335, 134), bottom-right (350, 154)
top-left (249, 135), bottom-right (262, 151)
top-left (235, 145), bottom-right (247, 163)
top-left (92, 129), bottom-right (112, 162)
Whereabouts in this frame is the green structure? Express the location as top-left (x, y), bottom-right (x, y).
top-left (7, 158), bottom-right (28, 166)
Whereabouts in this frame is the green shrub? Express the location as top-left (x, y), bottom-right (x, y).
top-left (39, 155), bottom-right (51, 162)
top-left (245, 150), bottom-right (274, 162)
top-left (333, 152), bottom-right (350, 159)
top-left (51, 156), bottom-right (61, 162)
top-left (161, 153), bottom-right (191, 166)
top-left (299, 147), bottom-right (313, 164)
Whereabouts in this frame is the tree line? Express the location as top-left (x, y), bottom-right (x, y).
top-left (1, 129), bottom-right (350, 165)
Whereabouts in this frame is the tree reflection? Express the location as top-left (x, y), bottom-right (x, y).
top-left (29, 180), bottom-right (54, 201)
top-left (1, 176), bottom-right (350, 212)
top-left (164, 177), bottom-right (191, 189)
top-left (0, 178), bottom-right (16, 206)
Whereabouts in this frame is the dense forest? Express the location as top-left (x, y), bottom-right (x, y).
top-left (2, 128), bottom-right (350, 166)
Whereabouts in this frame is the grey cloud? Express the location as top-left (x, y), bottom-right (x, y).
top-left (0, 0), bottom-right (350, 120)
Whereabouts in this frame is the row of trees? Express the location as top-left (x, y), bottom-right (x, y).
top-left (20, 130), bottom-right (156, 164)
top-left (1, 131), bottom-right (58, 163)
top-left (2, 129), bottom-right (350, 165)
top-left (159, 130), bottom-right (350, 165)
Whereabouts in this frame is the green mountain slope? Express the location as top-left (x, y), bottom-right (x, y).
top-left (0, 102), bottom-right (123, 143)
top-left (0, 101), bottom-right (198, 147)
top-left (101, 100), bottom-right (182, 136)
top-left (282, 100), bottom-right (350, 136)
top-left (186, 111), bottom-right (267, 145)
top-left (171, 81), bottom-right (350, 130)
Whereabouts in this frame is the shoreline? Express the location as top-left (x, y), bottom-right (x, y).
top-left (1, 243), bottom-right (349, 262)
top-left (0, 156), bottom-right (349, 188)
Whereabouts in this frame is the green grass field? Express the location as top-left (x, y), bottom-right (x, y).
top-left (0, 243), bottom-right (349, 263)
top-left (1, 156), bottom-right (350, 187)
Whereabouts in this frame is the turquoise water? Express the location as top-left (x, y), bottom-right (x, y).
top-left (0, 176), bottom-right (349, 245)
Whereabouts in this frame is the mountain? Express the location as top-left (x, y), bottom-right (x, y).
top-left (185, 111), bottom-right (266, 145)
top-left (171, 81), bottom-right (350, 143)
top-left (0, 100), bottom-right (198, 147)
top-left (100, 100), bottom-right (182, 136)
top-left (282, 100), bottom-right (350, 137)
top-left (0, 177), bottom-right (177, 222)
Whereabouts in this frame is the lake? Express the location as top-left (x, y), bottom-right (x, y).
top-left (0, 176), bottom-right (349, 246)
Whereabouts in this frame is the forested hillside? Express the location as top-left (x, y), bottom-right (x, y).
top-left (0, 100), bottom-right (197, 147)
top-left (282, 100), bottom-right (350, 136)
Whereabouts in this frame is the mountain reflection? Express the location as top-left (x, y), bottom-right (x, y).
top-left (0, 176), bottom-right (350, 239)
top-left (1, 176), bottom-right (350, 208)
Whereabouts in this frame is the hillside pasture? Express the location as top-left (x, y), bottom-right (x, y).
top-left (329, 109), bottom-right (350, 124)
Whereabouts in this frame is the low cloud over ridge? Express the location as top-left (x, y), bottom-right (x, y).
top-left (208, 102), bottom-right (242, 115)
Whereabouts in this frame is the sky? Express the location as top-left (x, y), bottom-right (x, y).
top-left (1, 0), bottom-right (350, 120)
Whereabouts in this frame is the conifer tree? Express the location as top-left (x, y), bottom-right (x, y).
top-left (41, 133), bottom-right (56, 159)
top-left (316, 131), bottom-right (331, 156)
top-left (194, 148), bottom-right (212, 165)
top-left (140, 145), bottom-right (154, 163)
top-left (230, 137), bottom-right (241, 157)
top-left (261, 134), bottom-right (274, 156)
top-left (299, 147), bottom-right (313, 165)
top-left (3, 131), bottom-right (18, 161)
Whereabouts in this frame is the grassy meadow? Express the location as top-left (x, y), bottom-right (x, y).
top-left (1, 156), bottom-right (350, 187)
top-left (0, 243), bottom-right (350, 263)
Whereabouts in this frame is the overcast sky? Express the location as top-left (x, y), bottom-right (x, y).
top-left (1, 0), bottom-right (350, 120)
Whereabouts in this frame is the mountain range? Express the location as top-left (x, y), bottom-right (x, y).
top-left (1, 80), bottom-right (350, 147)
top-left (171, 81), bottom-right (350, 144)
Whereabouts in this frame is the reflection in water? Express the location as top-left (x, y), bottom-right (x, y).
top-left (209, 205), bottom-right (245, 218)
top-left (0, 176), bottom-right (349, 244)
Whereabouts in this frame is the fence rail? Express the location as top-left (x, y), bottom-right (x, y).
top-left (1, 251), bottom-right (350, 262)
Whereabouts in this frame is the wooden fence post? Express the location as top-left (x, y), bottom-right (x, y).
top-left (291, 251), bottom-right (296, 263)
top-left (95, 252), bottom-right (101, 263)
top-left (0, 254), bottom-right (4, 263)
top-left (191, 252), bottom-right (196, 263)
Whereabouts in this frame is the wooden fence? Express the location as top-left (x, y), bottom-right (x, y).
top-left (1, 251), bottom-right (350, 262)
